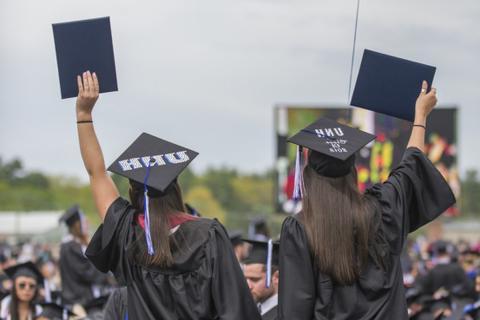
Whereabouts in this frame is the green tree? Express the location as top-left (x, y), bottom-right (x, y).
top-left (202, 167), bottom-right (238, 210)
top-left (184, 185), bottom-right (226, 223)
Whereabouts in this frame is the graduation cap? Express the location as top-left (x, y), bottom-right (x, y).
top-left (243, 239), bottom-right (279, 288)
top-left (350, 49), bottom-right (436, 122)
top-left (37, 302), bottom-right (76, 320)
top-left (52, 16), bottom-right (118, 99)
top-left (288, 117), bottom-right (375, 199)
top-left (4, 261), bottom-right (43, 282)
top-left (59, 204), bottom-right (87, 237)
top-left (58, 205), bottom-right (81, 226)
top-left (108, 132), bottom-right (198, 255)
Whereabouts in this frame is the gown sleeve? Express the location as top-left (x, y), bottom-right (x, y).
top-left (366, 147), bottom-right (456, 254)
top-left (210, 220), bottom-right (262, 320)
top-left (85, 197), bottom-right (134, 283)
top-left (279, 216), bottom-right (330, 320)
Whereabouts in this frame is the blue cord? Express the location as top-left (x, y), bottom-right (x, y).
top-left (143, 165), bottom-right (155, 255)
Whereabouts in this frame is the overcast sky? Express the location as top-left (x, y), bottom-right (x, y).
top-left (1, 0), bottom-right (479, 181)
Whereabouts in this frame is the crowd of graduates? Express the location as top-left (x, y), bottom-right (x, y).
top-left (0, 213), bottom-right (479, 319)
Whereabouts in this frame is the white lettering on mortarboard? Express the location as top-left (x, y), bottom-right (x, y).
top-left (164, 151), bottom-right (190, 164)
top-left (118, 151), bottom-right (189, 171)
top-left (326, 139), bottom-right (348, 153)
top-left (333, 128), bottom-right (344, 136)
top-left (141, 155), bottom-right (166, 167)
top-left (315, 127), bottom-right (344, 138)
top-left (315, 129), bottom-right (325, 137)
top-left (324, 128), bottom-right (334, 137)
top-left (118, 158), bottom-right (142, 171)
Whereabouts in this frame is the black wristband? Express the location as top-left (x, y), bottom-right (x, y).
top-left (413, 124), bottom-right (426, 130)
top-left (77, 120), bottom-right (93, 124)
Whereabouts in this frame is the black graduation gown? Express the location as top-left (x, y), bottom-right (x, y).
top-left (85, 197), bottom-right (261, 320)
top-left (59, 238), bottom-right (108, 306)
top-left (103, 287), bottom-right (127, 320)
top-left (263, 305), bottom-right (278, 320)
top-left (278, 147), bottom-right (456, 320)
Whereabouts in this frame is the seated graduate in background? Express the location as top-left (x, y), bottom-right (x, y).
top-left (243, 240), bottom-right (279, 320)
top-left (1, 262), bottom-right (43, 320)
top-left (278, 81), bottom-right (456, 320)
top-left (58, 205), bottom-right (109, 307)
top-left (74, 71), bottom-right (261, 320)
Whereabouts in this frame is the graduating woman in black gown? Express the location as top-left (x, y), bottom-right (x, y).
top-left (74, 71), bottom-right (260, 320)
top-left (278, 81), bottom-right (456, 320)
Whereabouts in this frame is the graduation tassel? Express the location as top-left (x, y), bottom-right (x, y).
top-left (143, 165), bottom-right (155, 256)
top-left (62, 308), bottom-right (68, 320)
top-left (265, 239), bottom-right (273, 288)
top-left (292, 146), bottom-right (304, 201)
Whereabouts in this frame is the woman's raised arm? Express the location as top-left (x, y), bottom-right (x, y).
top-left (76, 71), bottom-right (119, 221)
top-left (407, 80), bottom-right (438, 152)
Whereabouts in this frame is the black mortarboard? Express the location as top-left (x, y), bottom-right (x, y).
top-left (350, 49), bottom-right (436, 122)
top-left (58, 205), bottom-right (81, 226)
top-left (243, 239), bottom-right (279, 266)
top-left (243, 239), bottom-right (279, 288)
top-left (288, 117), bottom-right (375, 161)
top-left (52, 17), bottom-right (118, 99)
top-left (108, 133), bottom-right (198, 193)
top-left (37, 303), bottom-right (76, 320)
top-left (228, 230), bottom-right (244, 247)
top-left (4, 261), bottom-right (43, 282)
top-left (108, 132), bottom-right (198, 255)
top-left (287, 117), bottom-right (375, 197)
top-left (185, 203), bottom-right (201, 217)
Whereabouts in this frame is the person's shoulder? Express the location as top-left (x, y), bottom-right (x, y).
top-left (174, 217), bottom-right (216, 244)
top-left (181, 217), bottom-right (216, 231)
top-left (282, 213), bottom-right (304, 230)
top-left (61, 238), bottom-right (81, 252)
top-left (107, 197), bottom-right (135, 216)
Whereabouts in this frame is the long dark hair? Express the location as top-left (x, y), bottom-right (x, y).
top-left (301, 165), bottom-right (379, 285)
top-left (128, 180), bottom-right (186, 268)
top-left (9, 279), bottom-right (38, 320)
